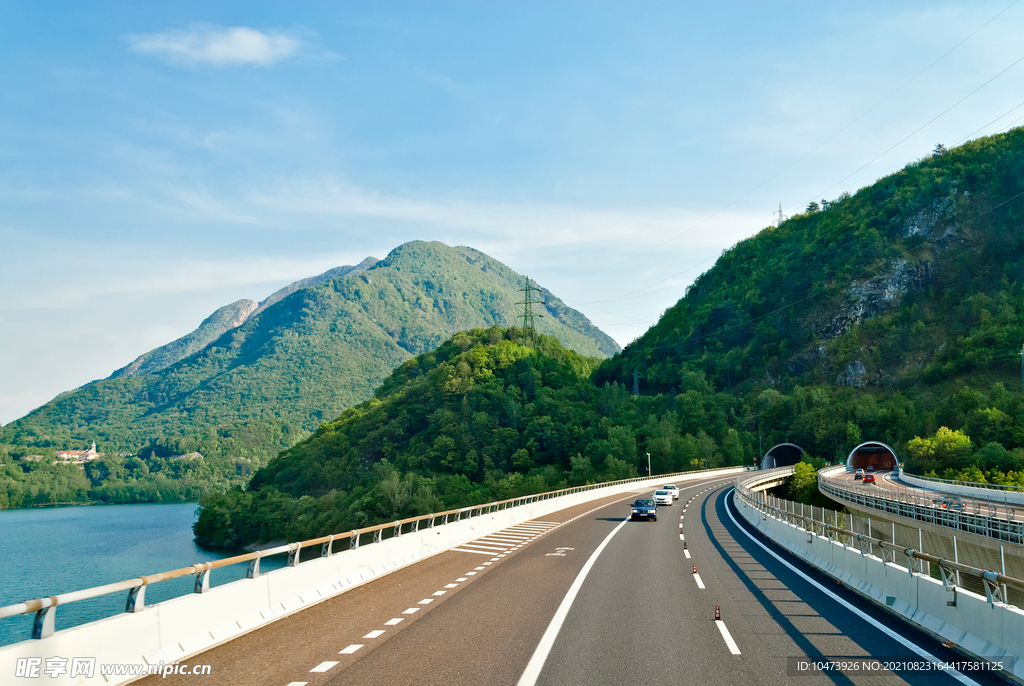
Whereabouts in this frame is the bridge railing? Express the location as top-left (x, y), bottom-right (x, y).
top-left (0, 465), bottom-right (743, 641)
top-left (736, 469), bottom-right (1024, 603)
top-left (900, 469), bottom-right (1024, 495)
top-left (817, 468), bottom-right (1024, 545)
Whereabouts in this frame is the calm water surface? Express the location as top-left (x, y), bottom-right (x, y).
top-left (0, 503), bottom-right (282, 647)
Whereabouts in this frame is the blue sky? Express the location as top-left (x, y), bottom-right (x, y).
top-left (3, 1), bottom-right (1024, 423)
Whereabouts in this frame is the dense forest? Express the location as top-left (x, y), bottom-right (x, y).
top-left (0, 242), bottom-right (619, 508)
top-left (194, 327), bottom-right (749, 548)
top-left (197, 128), bottom-right (1024, 548)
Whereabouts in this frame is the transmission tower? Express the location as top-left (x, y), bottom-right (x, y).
top-left (516, 277), bottom-right (544, 346)
top-left (773, 203), bottom-right (786, 227)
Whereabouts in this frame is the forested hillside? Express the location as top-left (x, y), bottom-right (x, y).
top-left (194, 328), bottom-right (744, 547)
top-left (198, 128), bottom-right (1024, 546)
top-left (0, 242), bottom-right (619, 508)
top-left (596, 129), bottom-right (1024, 483)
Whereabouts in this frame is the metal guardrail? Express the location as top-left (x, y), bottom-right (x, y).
top-left (0, 466), bottom-right (741, 641)
top-left (902, 469), bottom-right (1024, 495)
top-left (735, 469), bottom-right (1024, 605)
top-left (817, 469), bottom-right (1024, 545)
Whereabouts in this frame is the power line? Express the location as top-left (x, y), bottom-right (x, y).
top-left (554, 0), bottom-right (1020, 286)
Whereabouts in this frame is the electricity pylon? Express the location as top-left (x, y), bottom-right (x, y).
top-left (516, 277), bottom-right (544, 346)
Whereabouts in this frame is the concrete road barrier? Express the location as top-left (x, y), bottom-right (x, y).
top-left (1, 468), bottom-right (742, 685)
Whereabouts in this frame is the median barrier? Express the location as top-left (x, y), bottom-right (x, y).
top-left (734, 472), bottom-right (1024, 682)
top-left (1, 467), bottom-right (743, 685)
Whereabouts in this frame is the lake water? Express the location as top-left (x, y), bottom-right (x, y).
top-left (0, 503), bottom-right (283, 647)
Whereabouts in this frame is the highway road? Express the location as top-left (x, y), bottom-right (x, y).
top-left (824, 468), bottom-right (1023, 523)
top-left (140, 474), bottom-right (1005, 686)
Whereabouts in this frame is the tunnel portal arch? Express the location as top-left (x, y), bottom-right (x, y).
top-left (846, 442), bottom-right (899, 471)
top-left (760, 443), bottom-right (805, 469)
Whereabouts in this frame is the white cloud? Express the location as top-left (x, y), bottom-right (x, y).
top-left (127, 25), bottom-right (301, 67)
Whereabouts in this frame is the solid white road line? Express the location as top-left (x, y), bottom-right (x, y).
top-left (364, 630), bottom-right (385, 639)
top-left (716, 620), bottom-right (741, 655)
top-left (310, 661), bottom-right (339, 672)
top-left (339, 644), bottom-right (363, 654)
top-left (694, 573), bottom-right (705, 589)
top-left (517, 517), bottom-right (631, 686)
top-left (724, 489), bottom-right (980, 686)
top-left (384, 618), bottom-right (403, 625)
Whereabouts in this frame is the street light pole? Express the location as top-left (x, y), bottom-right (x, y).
top-left (647, 452), bottom-right (651, 477)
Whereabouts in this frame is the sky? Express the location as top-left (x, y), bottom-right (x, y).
top-left (3, 1), bottom-right (1024, 424)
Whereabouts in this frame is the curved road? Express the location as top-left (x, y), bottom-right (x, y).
top-left (142, 475), bottom-right (1003, 686)
top-left (824, 468), bottom-right (1023, 524)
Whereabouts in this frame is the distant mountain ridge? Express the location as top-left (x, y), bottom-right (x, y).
top-left (2, 241), bottom-right (620, 490)
top-left (109, 257), bottom-right (380, 379)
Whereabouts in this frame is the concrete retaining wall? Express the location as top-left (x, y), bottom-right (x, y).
top-left (733, 491), bottom-right (1024, 681)
top-left (2, 468), bottom-right (743, 685)
top-left (899, 469), bottom-right (1024, 507)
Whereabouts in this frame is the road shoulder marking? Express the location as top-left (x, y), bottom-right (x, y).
top-left (516, 517), bottom-right (631, 686)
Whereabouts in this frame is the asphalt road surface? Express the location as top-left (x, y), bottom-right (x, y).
top-left (140, 474), bottom-right (1006, 686)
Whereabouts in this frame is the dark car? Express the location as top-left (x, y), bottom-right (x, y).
top-left (631, 498), bottom-right (658, 521)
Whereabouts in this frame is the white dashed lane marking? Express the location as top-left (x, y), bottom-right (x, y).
top-left (364, 629), bottom-right (385, 639)
top-left (716, 620), bottom-right (741, 655)
top-left (384, 618), bottom-right (403, 626)
top-left (339, 644), bottom-right (363, 655)
top-left (309, 661), bottom-right (338, 673)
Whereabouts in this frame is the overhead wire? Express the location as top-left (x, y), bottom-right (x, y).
top-left (553, 0), bottom-right (1021, 288)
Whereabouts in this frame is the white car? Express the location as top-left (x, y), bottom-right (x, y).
top-left (660, 484), bottom-right (680, 500)
top-left (653, 489), bottom-right (673, 505)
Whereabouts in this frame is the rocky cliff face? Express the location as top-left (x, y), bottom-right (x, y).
top-left (818, 258), bottom-right (932, 341)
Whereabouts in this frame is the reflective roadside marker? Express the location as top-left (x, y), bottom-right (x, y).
top-left (683, 541), bottom-right (687, 549)
top-left (693, 564), bottom-right (697, 574)
top-left (715, 605), bottom-right (721, 620)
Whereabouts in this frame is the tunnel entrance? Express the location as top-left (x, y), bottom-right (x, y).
top-left (760, 443), bottom-right (804, 469)
top-left (846, 442), bottom-right (898, 471)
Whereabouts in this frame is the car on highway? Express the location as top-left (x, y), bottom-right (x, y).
top-left (854, 469), bottom-right (864, 480)
top-left (863, 473), bottom-right (876, 484)
top-left (661, 484), bottom-right (680, 500)
top-left (631, 498), bottom-right (658, 521)
top-left (653, 490), bottom-right (674, 506)
top-left (933, 495), bottom-right (965, 511)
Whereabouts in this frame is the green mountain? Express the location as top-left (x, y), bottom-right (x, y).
top-left (110, 258), bottom-right (380, 379)
top-left (193, 328), bottom-right (642, 548)
top-left (594, 130), bottom-right (1024, 476)
top-left (197, 128), bottom-right (1024, 546)
top-left (0, 242), bottom-right (619, 508)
